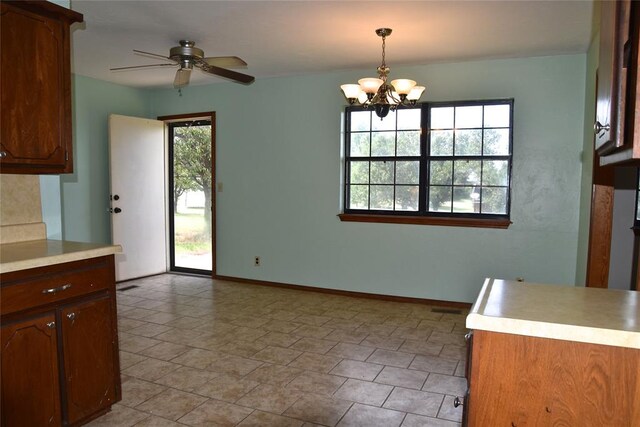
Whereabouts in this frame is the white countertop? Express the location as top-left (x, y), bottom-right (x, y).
top-left (0, 239), bottom-right (122, 274)
top-left (466, 278), bottom-right (640, 349)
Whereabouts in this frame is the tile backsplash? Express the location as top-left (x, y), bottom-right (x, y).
top-left (0, 174), bottom-right (46, 243)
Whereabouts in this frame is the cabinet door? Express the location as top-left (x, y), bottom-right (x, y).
top-left (61, 296), bottom-right (117, 424)
top-left (0, 3), bottom-right (70, 172)
top-left (1, 313), bottom-right (62, 427)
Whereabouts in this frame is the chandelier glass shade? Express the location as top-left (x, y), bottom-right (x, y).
top-left (340, 28), bottom-right (425, 118)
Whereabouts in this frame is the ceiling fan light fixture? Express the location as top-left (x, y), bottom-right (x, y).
top-left (340, 28), bottom-right (425, 118)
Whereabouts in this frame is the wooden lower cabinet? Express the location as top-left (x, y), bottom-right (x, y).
top-left (0, 256), bottom-right (120, 426)
top-left (1, 313), bottom-right (62, 427)
top-left (467, 330), bottom-right (640, 426)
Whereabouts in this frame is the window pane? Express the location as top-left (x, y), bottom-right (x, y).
top-left (453, 187), bottom-right (478, 213)
top-left (481, 187), bottom-right (508, 214)
top-left (429, 186), bottom-right (452, 212)
top-left (483, 129), bottom-right (510, 155)
top-left (453, 160), bottom-right (481, 185)
top-left (397, 108), bottom-right (421, 130)
top-left (397, 131), bottom-right (420, 156)
top-left (430, 160), bottom-right (453, 185)
top-left (350, 133), bottom-right (370, 156)
top-left (395, 186), bottom-right (419, 211)
top-left (482, 160), bottom-right (509, 186)
top-left (349, 161), bottom-right (369, 184)
top-left (431, 107), bottom-right (454, 129)
top-left (370, 185), bottom-right (394, 210)
top-left (349, 185), bottom-right (369, 209)
top-left (484, 104), bottom-right (510, 128)
top-left (370, 161), bottom-right (394, 184)
top-left (371, 132), bottom-right (395, 156)
top-left (430, 130), bottom-right (453, 156)
top-left (455, 130), bottom-right (482, 156)
top-left (396, 161), bottom-right (419, 184)
top-left (372, 110), bottom-right (396, 131)
top-left (455, 106), bottom-right (483, 128)
top-left (351, 111), bottom-right (371, 131)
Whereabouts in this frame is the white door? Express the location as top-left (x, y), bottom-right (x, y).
top-left (109, 114), bottom-right (166, 281)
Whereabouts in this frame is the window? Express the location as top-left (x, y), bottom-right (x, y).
top-left (342, 99), bottom-right (513, 228)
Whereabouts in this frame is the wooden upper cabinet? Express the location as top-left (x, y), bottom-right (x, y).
top-left (597, 0), bottom-right (640, 165)
top-left (0, 1), bottom-right (82, 174)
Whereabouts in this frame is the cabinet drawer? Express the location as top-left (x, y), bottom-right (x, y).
top-left (1, 263), bottom-right (110, 315)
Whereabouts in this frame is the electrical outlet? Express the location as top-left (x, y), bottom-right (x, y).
top-left (254, 256), bottom-right (261, 266)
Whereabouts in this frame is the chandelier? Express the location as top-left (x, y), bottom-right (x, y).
top-left (340, 28), bottom-right (425, 119)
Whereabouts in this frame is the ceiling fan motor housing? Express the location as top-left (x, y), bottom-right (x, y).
top-left (170, 40), bottom-right (203, 69)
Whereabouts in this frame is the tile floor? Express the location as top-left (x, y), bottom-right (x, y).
top-left (89, 274), bottom-right (468, 427)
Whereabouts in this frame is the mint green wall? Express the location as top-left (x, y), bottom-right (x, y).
top-left (575, 33), bottom-right (600, 286)
top-left (60, 75), bottom-right (150, 243)
top-left (147, 54), bottom-right (586, 303)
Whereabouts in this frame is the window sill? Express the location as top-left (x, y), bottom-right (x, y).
top-left (338, 213), bottom-right (511, 229)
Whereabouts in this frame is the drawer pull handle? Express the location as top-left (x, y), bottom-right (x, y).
top-left (454, 396), bottom-right (463, 407)
top-left (464, 332), bottom-right (472, 342)
top-left (67, 313), bottom-right (75, 320)
top-left (46, 321), bottom-right (55, 329)
top-left (42, 284), bottom-right (72, 294)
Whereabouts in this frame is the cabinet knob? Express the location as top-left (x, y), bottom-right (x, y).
top-left (0, 151), bottom-right (6, 158)
top-left (67, 313), bottom-right (75, 320)
top-left (453, 396), bottom-right (464, 407)
top-left (594, 121), bottom-right (610, 135)
top-left (46, 321), bottom-right (56, 329)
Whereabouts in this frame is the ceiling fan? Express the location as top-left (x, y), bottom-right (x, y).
top-left (110, 40), bottom-right (255, 88)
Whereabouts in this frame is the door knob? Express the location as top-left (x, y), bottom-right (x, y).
top-left (114, 207), bottom-right (122, 213)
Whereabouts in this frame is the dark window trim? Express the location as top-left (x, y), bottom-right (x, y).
top-left (342, 99), bottom-right (514, 229)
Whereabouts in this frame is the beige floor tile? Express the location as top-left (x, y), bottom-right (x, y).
top-left (391, 327), bottom-right (433, 341)
top-left (384, 316), bottom-right (421, 328)
top-left (153, 329), bottom-right (205, 345)
top-left (289, 337), bottom-right (337, 354)
top-left (236, 383), bottom-right (301, 413)
top-left (284, 393), bottom-right (353, 426)
top-left (237, 410), bottom-right (304, 427)
top-left (289, 352), bottom-right (342, 373)
top-left (453, 361), bottom-right (466, 378)
top-left (401, 413), bottom-right (461, 426)
top-left (127, 322), bottom-right (173, 338)
top-left (232, 316), bottom-right (270, 328)
top-left (252, 345), bottom-right (303, 364)
top-left (262, 319), bottom-right (301, 333)
top-left (327, 343), bottom-right (375, 362)
top-left (427, 331), bottom-right (466, 346)
top-left (356, 323), bottom-right (398, 337)
top-left (361, 335), bottom-right (406, 351)
top-left (418, 320), bottom-right (455, 333)
top-left (119, 318), bottom-right (147, 332)
top-left (375, 366), bottom-right (429, 390)
top-left (171, 348), bottom-right (225, 369)
top-left (122, 358), bottom-right (181, 381)
top-left (323, 318), bottom-right (364, 330)
top-left (154, 366), bottom-right (220, 392)
top-left (86, 404), bottom-right (150, 426)
top-left (141, 311), bottom-right (181, 325)
top-left (121, 308), bottom-right (159, 320)
top-left (163, 316), bottom-right (203, 330)
top-left (329, 360), bottom-right (383, 381)
top-left (383, 387), bottom-right (443, 417)
top-left (294, 314), bottom-right (332, 326)
top-left (132, 415), bottom-right (184, 426)
top-left (119, 377), bottom-right (166, 408)
top-left (399, 340), bottom-right (443, 357)
top-left (231, 326), bottom-right (269, 341)
top-left (119, 333), bottom-right (162, 354)
top-left (267, 310), bottom-right (300, 322)
top-left (207, 355), bottom-right (263, 376)
top-left (120, 351), bottom-right (148, 369)
top-left (245, 363), bottom-right (303, 387)
top-left (198, 373), bottom-right (259, 402)
top-left (337, 403), bottom-right (405, 427)
top-left (177, 399), bottom-right (253, 426)
top-left (366, 348), bottom-right (415, 368)
top-left (292, 324), bottom-right (334, 339)
top-left (439, 344), bottom-right (466, 361)
top-left (135, 388), bottom-right (207, 421)
top-left (139, 342), bottom-right (191, 361)
top-left (324, 329), bottom-right (368, 344)
top-left (409, 355), bottom-right (458, 375)
top-left (422, 373), bottom-right (467, 396)
top-left (217, 340), bottom-right (267, 358)
top-left (437, 395), bottom-right (463, 423)
top-left (256, 331), bottom-right (300, 348)
top-left (334, 379), bottom-right (393, 406)
top-left (322, 309), bottom-right (359, 320)
top-left (287, 371), bottom-right (347, 395)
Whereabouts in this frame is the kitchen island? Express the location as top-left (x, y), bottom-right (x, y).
top-left (463, 278), bottom-right (640, 427)
top-left (0, 240), bottom-right (122, 426)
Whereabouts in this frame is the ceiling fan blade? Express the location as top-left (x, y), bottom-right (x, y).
top-left (133, 49), bottom-right (171, 60)
top-left (203, 56), bottom-right (248, 68)
top-left (174, 68), bottom-right (192, 88)
top-left (199, 63), bottom-right (255, 84)
top-left (110, 63), bottom-right (176, 71)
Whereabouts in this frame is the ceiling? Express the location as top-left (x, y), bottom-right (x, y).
top-left (70, 0), bottom-right (595, 89)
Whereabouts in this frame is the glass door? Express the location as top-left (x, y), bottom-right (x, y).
top-left (168, 119), bottom-right (213, 274)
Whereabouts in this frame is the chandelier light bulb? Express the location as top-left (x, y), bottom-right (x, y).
top-left (407, 85), bottom-right (426, 101)
top-left (340, 84), bottom-right (362, 100)
top-left (390, 79), bottom-right (416, 95)
top-left (358, 78), bottom-right (384, 94)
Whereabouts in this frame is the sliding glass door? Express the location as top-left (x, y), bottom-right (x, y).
top-left (168, 119), bottom-right (213, 274)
